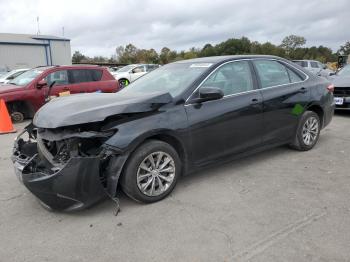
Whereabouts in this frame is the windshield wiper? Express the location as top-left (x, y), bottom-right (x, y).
top-left (9, 82), bottom-right (17, 85)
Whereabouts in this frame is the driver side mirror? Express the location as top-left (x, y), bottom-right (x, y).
top-left (36, 79), bottom-right (47, 89)
top-left (193, 87), bottom-right (224, 103)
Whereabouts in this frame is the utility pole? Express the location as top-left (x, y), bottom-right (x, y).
top-left (62, 26), bottom-right (65, 37)
top-left (36, 16), bottom-right (40, 35)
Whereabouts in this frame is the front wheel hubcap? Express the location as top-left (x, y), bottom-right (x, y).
top-left (302, 116), bottom-right (319, 146)
top-left (137, 152), bottom-right (176, 197)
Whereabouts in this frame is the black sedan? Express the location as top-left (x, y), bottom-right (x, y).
top-left (12, 55), bottom-right (335, 211)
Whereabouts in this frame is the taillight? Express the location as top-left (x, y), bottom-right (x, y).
top-left (327, 84), bottom-right (334, 93)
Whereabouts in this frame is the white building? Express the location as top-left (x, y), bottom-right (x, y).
top-left (0, 33), bottom-right (71, 70)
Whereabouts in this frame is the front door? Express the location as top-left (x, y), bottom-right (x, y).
top-left (45, 69), bottom-right (70, 97)
top-left (185, 60), bottom-right (263, 166)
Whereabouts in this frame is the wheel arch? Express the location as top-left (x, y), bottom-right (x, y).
top-left (305, 104), bottom-right (324, 128)
top-left (6, 100), bottom-right (35, 118)
top-left (116, 130), bottom-right (188, 182)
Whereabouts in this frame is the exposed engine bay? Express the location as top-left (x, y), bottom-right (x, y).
top-left (12, 121), bottom-right (128, 212)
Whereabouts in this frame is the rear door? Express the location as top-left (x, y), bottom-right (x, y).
top-left (185, 60), bottom-right (263, 165)
top-left (67, 69), bottom-right (99, 93)
top-left (252, 59), bottom-right (309, 144)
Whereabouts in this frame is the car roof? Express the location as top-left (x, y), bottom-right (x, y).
top-left (32, 65), bottom-right (107, 71)
top-left (173, 55), bottom-right (285, 64)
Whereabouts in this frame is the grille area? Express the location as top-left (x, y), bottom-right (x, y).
top-left (334, 87), bottom-right (350, 97)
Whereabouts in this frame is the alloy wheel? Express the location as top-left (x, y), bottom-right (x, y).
top-left (302, 116), bottom-right (319, 146)
top-left (136, 151), bottom-right (176, 197)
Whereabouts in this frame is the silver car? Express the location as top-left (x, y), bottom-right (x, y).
top-left (293, 60), bottom-right (334, 78)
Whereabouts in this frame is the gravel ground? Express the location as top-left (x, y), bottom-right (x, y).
top-left (0, 112), bottom-right (349, 262)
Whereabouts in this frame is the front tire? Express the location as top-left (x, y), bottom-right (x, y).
top-left (290, 111), bottom-right (320, 151)
top-left (120, 140), bottom-right (181, 203)
top-left (11, 111), bottom-right (24, 123)
top-left (118, 78), bottom-right (129, 89)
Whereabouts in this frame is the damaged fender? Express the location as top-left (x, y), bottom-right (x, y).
top-left (11, 125), bottom-right (130, 211)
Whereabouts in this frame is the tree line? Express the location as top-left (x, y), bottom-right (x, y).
top-left (72, 35), bottom-right (350, 65)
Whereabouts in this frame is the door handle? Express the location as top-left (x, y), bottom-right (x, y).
top-left (299, 87), bottom-right (307, 93)
top-left (251, 98), bottom-right (260, 105)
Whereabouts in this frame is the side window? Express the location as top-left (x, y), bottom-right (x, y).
top-left (132, 66), bottom-right (145, 73)
top-left (253, 60), bottom-right (290, 88)
top-left (310, 62), bottom-right (319, 68)
top-left (45, 70), bottom-right (68, 86)
top-left (202, 61), bottom-right (254, 96)
top-left (287, 68), bottom-right (303, 83)
top-left (302, 61), bottom-right (308, 67)
top-left (89, 69), bottom-right (103, 81)
top-left (146, 65), bottom-right (158, 72)
top-left (69, 69), bottom-right (92, 84)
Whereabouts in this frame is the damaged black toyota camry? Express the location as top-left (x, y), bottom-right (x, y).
top-left (12, 55), bottom-right (335, 211)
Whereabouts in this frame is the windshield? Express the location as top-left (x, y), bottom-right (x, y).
top-left (9, 69), bottom-right (44, 86)
top-left (337, 65), bottom-right (350, 76)
top-left (0, 70), bottom-right (25, 80)
top-left (116, 65), bottom-right (137, 73)
top-left (118, 62), bottom-right (212, 97)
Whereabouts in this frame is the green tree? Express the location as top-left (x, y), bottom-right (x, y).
top-left (338, 41), bottom-right (350, 55)
top-left (159, 47), bottom-right (171, 64)
top-left (200, 43), bottom-right (216, 57)
top-left (72, 51), bottom-right (86, 63)
top-left (280, 35), bottom-right (306, 57)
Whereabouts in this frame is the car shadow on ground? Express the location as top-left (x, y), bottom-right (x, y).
top-left (69, 144), bottom-right (297, 217)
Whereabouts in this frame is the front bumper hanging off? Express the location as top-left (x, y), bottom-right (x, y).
top-left (11, 128), bottom-right (126, 211)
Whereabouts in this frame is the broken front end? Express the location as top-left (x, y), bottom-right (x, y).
top-left (11, 123), bottom-right (127, 211)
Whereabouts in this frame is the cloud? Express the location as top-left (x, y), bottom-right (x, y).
top-left (0, 0), bottom-right (349, 56)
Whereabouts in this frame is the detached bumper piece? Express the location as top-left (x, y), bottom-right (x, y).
top-left (12, 130), bottom-right (108, 211)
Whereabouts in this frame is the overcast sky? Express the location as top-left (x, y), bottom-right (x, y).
top-left (0, 0), bottom-right (349, 57)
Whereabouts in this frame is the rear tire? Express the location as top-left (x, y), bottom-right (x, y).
top-left (290, 111), bottom-right (320, 151)
top-left (120, 140), bottom-right (181, 203)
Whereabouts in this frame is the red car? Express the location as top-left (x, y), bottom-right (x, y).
top-left (0, 65), bottom-right (119, 122)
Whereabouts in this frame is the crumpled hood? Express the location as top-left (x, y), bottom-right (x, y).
top-left (330, 76), bottom-right (350, 88)
top-left (0, 84), bottom-right (26, 93)
top-left (34, 91), bottom-right (173, 128)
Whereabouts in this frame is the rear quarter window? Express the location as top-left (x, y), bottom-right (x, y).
top-left (89, 69), bottom-right (103, 81)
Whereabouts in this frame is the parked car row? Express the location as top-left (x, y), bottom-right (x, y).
top-left (0, 68), bottom-right (29, 84)
top-left (0, 65), bottom-right (119, 122)
top-left (11, 55), bottom-right (335, 211)
top-left (293, 59), bottom-right (334, 77)
top-left (111, 64), bottom-right (160, 88)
